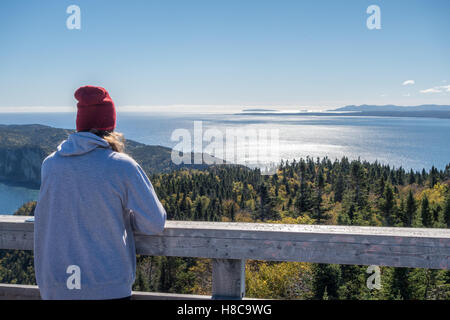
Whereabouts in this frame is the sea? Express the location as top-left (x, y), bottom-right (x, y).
top-left (0, 111), bottom-right (449, 214)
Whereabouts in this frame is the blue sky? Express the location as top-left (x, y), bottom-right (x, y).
top-left (0, 0), bottom-right (449, 111)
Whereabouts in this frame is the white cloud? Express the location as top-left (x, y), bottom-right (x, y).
top-left (402, 80), bottom-right (415, 86)
top-left (420, 85), bottom-right (450, 94)
top-left (420, 88), bottom-right (441, 94)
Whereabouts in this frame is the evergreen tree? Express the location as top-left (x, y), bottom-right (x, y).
top-left (429, 166), bottom-right (438, 188)
top-left (377, 176), bottom-right (386, 196)
top-left (334, 173), bottom-right (345, 203)
top-left (312, 264), bottom-right (341, 300)
top-left (420, 195), bottom-right (433, 228)
top-left (391, 268), bottom-right (412, 300)
top-left (257, 183), bottom-right (279, 221)
top-left (312, 170), bottom-right (328, 223)
top-left (350, 161), bottom-right (367, 208)
top-left (408, 169), bottom-right (416, 184)
top-left (338, 265), bottom-right (365, 299)
top-left (405, 190), bottom-right (417, 227)
top-left (3, 158), bottom-right (450, 300)
top-left (398, 198), bottom-right (406, 227)
top-left (296, 176), bottom-right (313, 215)
top-left (380, 184), bottom-right (396, 226)
top-left (444, 196), bottom-right (450, 228)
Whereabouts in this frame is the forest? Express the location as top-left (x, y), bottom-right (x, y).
top-left (1, 157), bottom-right (450, 299)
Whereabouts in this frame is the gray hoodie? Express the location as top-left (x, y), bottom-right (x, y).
top-left (34, 132), bottom-right (166, 300)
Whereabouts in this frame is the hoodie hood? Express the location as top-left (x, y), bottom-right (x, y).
top-left (57, 132), bottom-right (111, 156)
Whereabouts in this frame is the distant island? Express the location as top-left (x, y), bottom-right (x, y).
top-left (242, 108), bottom-right (278, 112)
top-left (331, 104), bottom-right (450, 112)
top-left (236, 104), bottom-right (450, 119)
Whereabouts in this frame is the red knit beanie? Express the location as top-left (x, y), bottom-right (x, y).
top-left (74, 86), bottom-right (116, 132)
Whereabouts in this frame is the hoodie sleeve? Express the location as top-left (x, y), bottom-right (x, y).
top-left (124, 162), bottom-right (167, 235)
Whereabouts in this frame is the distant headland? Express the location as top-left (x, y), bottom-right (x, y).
top-left (236, 104), bottom-right (450, 119)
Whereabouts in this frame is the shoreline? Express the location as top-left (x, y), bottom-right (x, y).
top-left (0, 178), bottom-right (40, 190)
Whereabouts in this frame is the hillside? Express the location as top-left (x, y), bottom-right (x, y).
top-left (3, 157), bottom-right (450, 299)
top-left (0, 124), bottom-right (213, 188)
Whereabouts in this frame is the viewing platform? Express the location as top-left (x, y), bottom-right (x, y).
top-left (0, 215), bottom-right (449, 299)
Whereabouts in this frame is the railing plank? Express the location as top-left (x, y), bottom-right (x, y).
top-left (1, 215), bottom-right (449, 269)
top-left (0, 284), bottom-right (41, 300)
top-left (0, 284), bottom-right (262, 300)
top-left (212, 258), bottom-right (246, 299)
top-left (0, 284), bottom-right (211, 300)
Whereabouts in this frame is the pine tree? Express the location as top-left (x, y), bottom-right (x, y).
top-left (397, 168), bottom-right (405, 186)
top-left (296, 176), bottom-right (313, 215)
top-left (391, 268), bottom-right (412, 300)
top-left (417, 173), bottom-right (423, 186)
top-left (312, 170), bottom-right (327, 223)
top-left (429, 166), bottom-right (438, 188)
top-left (398, 198), bottom-right (406, 227)
top-left (408, 169), bottom-right (416, 184)
top-left (444, 196), bottom-right (450, 228)
top-left (405, 190), bottom-right (417, 227)
top-left (338, 265), bottom-right (365, 299)
top-left (380, 184), bottom-right (396, 226)
top-left (257, 183), bottom-right (279, 221)
top-left (334, 173), bottom-right (345, 203)
top-left (338, 192), bottom-right (355, 225)
top-left (420, 195), bottom-right (433, 228)
top-left (312, 264), bottom-right (341, 300)
top-left (350, 161), bottom-right (367, 208)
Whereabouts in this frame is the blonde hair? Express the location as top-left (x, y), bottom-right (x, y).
top-left (88, 129), bottom-right (125, 153)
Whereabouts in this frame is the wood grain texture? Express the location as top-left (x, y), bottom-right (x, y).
top-left (0, 284), bottom-right (41, 300)
top-left (212, 258), bottom-right (245, 299)
top-left (0, 284), bottom-right (263, 300)
top-left (0, 284), bottom-right (210, 300)
top-left (1, 216), bottom-right (449, 269)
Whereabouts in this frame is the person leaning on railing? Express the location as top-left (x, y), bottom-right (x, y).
top-left (33, 85), bottom-right (167, 300)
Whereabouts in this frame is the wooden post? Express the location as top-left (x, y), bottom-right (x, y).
top-left (212, 258), bottom-right (245, 299)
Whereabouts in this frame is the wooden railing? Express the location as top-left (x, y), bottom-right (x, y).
top-left (0, 215), bottom-right (449, 299)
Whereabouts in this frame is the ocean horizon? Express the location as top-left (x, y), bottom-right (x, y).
top-left (1, 111), bottom-right (449, 214)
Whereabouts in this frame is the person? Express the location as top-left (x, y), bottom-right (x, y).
top-left (33, 85), bottom-right (167, 300)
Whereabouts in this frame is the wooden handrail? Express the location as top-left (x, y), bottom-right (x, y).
top-left (0, 215), bottom-right (449, 299)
